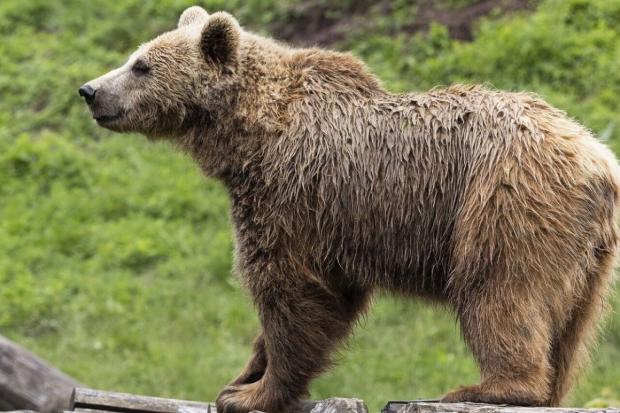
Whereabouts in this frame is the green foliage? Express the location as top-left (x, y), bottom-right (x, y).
top-left (1, 0), bottom-right (619, 410)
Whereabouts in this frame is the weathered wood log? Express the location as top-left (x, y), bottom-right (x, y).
top-left (70, 388), bottom-right (368, 413)
top-left (381, 401), bottom-right (620, 413)
top-left (0, 335), bottom-right (80, 413)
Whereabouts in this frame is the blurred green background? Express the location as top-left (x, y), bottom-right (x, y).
top-left (1, 0), bottom-right (620, 410)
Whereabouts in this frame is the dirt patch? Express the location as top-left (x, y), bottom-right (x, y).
top-left (270, 0), bottom-right (538, 47)
top-left (270, 0), bottom-right (373, 47)
top-left (410, 0), bottom-right (537, 40)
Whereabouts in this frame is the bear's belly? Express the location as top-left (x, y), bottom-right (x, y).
top-left (308, 185), bottom-right (461, 299)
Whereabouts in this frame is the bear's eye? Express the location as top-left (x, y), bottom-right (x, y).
top-left (132, 60), bottom-right (150, 76)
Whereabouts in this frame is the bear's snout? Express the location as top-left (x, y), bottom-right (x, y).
top-left (78, 84), bottom-right (96, 105)
top-left (78, 81), bottom-right (124, 128)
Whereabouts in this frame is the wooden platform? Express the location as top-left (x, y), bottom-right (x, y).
top-left (3, 335), bottom-right (618, 413)
top-left (66, 388), bottom-right (619, 413)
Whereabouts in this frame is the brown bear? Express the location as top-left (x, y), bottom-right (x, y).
top-left (79, 5), bottom-right (620, 413)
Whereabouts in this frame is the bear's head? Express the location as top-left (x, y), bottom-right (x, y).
top-left (79, 6), bottom-right (242, 138)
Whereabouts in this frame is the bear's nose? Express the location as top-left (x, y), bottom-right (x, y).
top-left (78, 84), bottom-right (96, 105)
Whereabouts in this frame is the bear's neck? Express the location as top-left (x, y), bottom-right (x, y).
top-left (179, 40), bottom-right (293, 185)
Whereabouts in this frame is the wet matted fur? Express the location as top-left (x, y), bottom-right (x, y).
top-left (80, 6), bottom-right (620, 412)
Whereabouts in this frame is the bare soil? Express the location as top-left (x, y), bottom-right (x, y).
top-left (270, 0), bottom-right (538, 47)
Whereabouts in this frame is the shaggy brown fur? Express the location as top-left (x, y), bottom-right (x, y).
top-left (79, 6), bottom-right (620, 413)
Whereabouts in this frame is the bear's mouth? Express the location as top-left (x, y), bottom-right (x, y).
top-left (95, 112), bottom-right (123, 124)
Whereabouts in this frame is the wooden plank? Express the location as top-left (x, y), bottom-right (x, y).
top-left (71, 388), bottom-right (368, 413)
top-left (3, 411), bottom-right (39, 413)
top-left (381, 401), bottom-right (620, 413)
top-left (0, 335), bottom-right (80, 413)
top-left (74, 409), bottom-right (121, 413)
top-left (71, 388), bottom-right (213, 413)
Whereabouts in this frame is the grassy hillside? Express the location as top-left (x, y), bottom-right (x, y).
top-left (1, 0), bottom-right (619, 409)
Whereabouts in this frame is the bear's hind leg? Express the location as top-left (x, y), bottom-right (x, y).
top-left (443, 287), bottom-right (554, 406)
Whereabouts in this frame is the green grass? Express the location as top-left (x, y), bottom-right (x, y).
top-left (1, 0), bottom-right (620, 410)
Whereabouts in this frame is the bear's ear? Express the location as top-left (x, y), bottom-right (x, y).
top-left (178, 6), bottom-right (209, 28)
top-left (200, 12), bottom-right (240, 67)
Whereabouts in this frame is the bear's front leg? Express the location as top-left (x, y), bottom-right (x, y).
top-left (216, 276), bottom-right (371, 413)
top-left (230, 334), bottom-right (267, 386)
